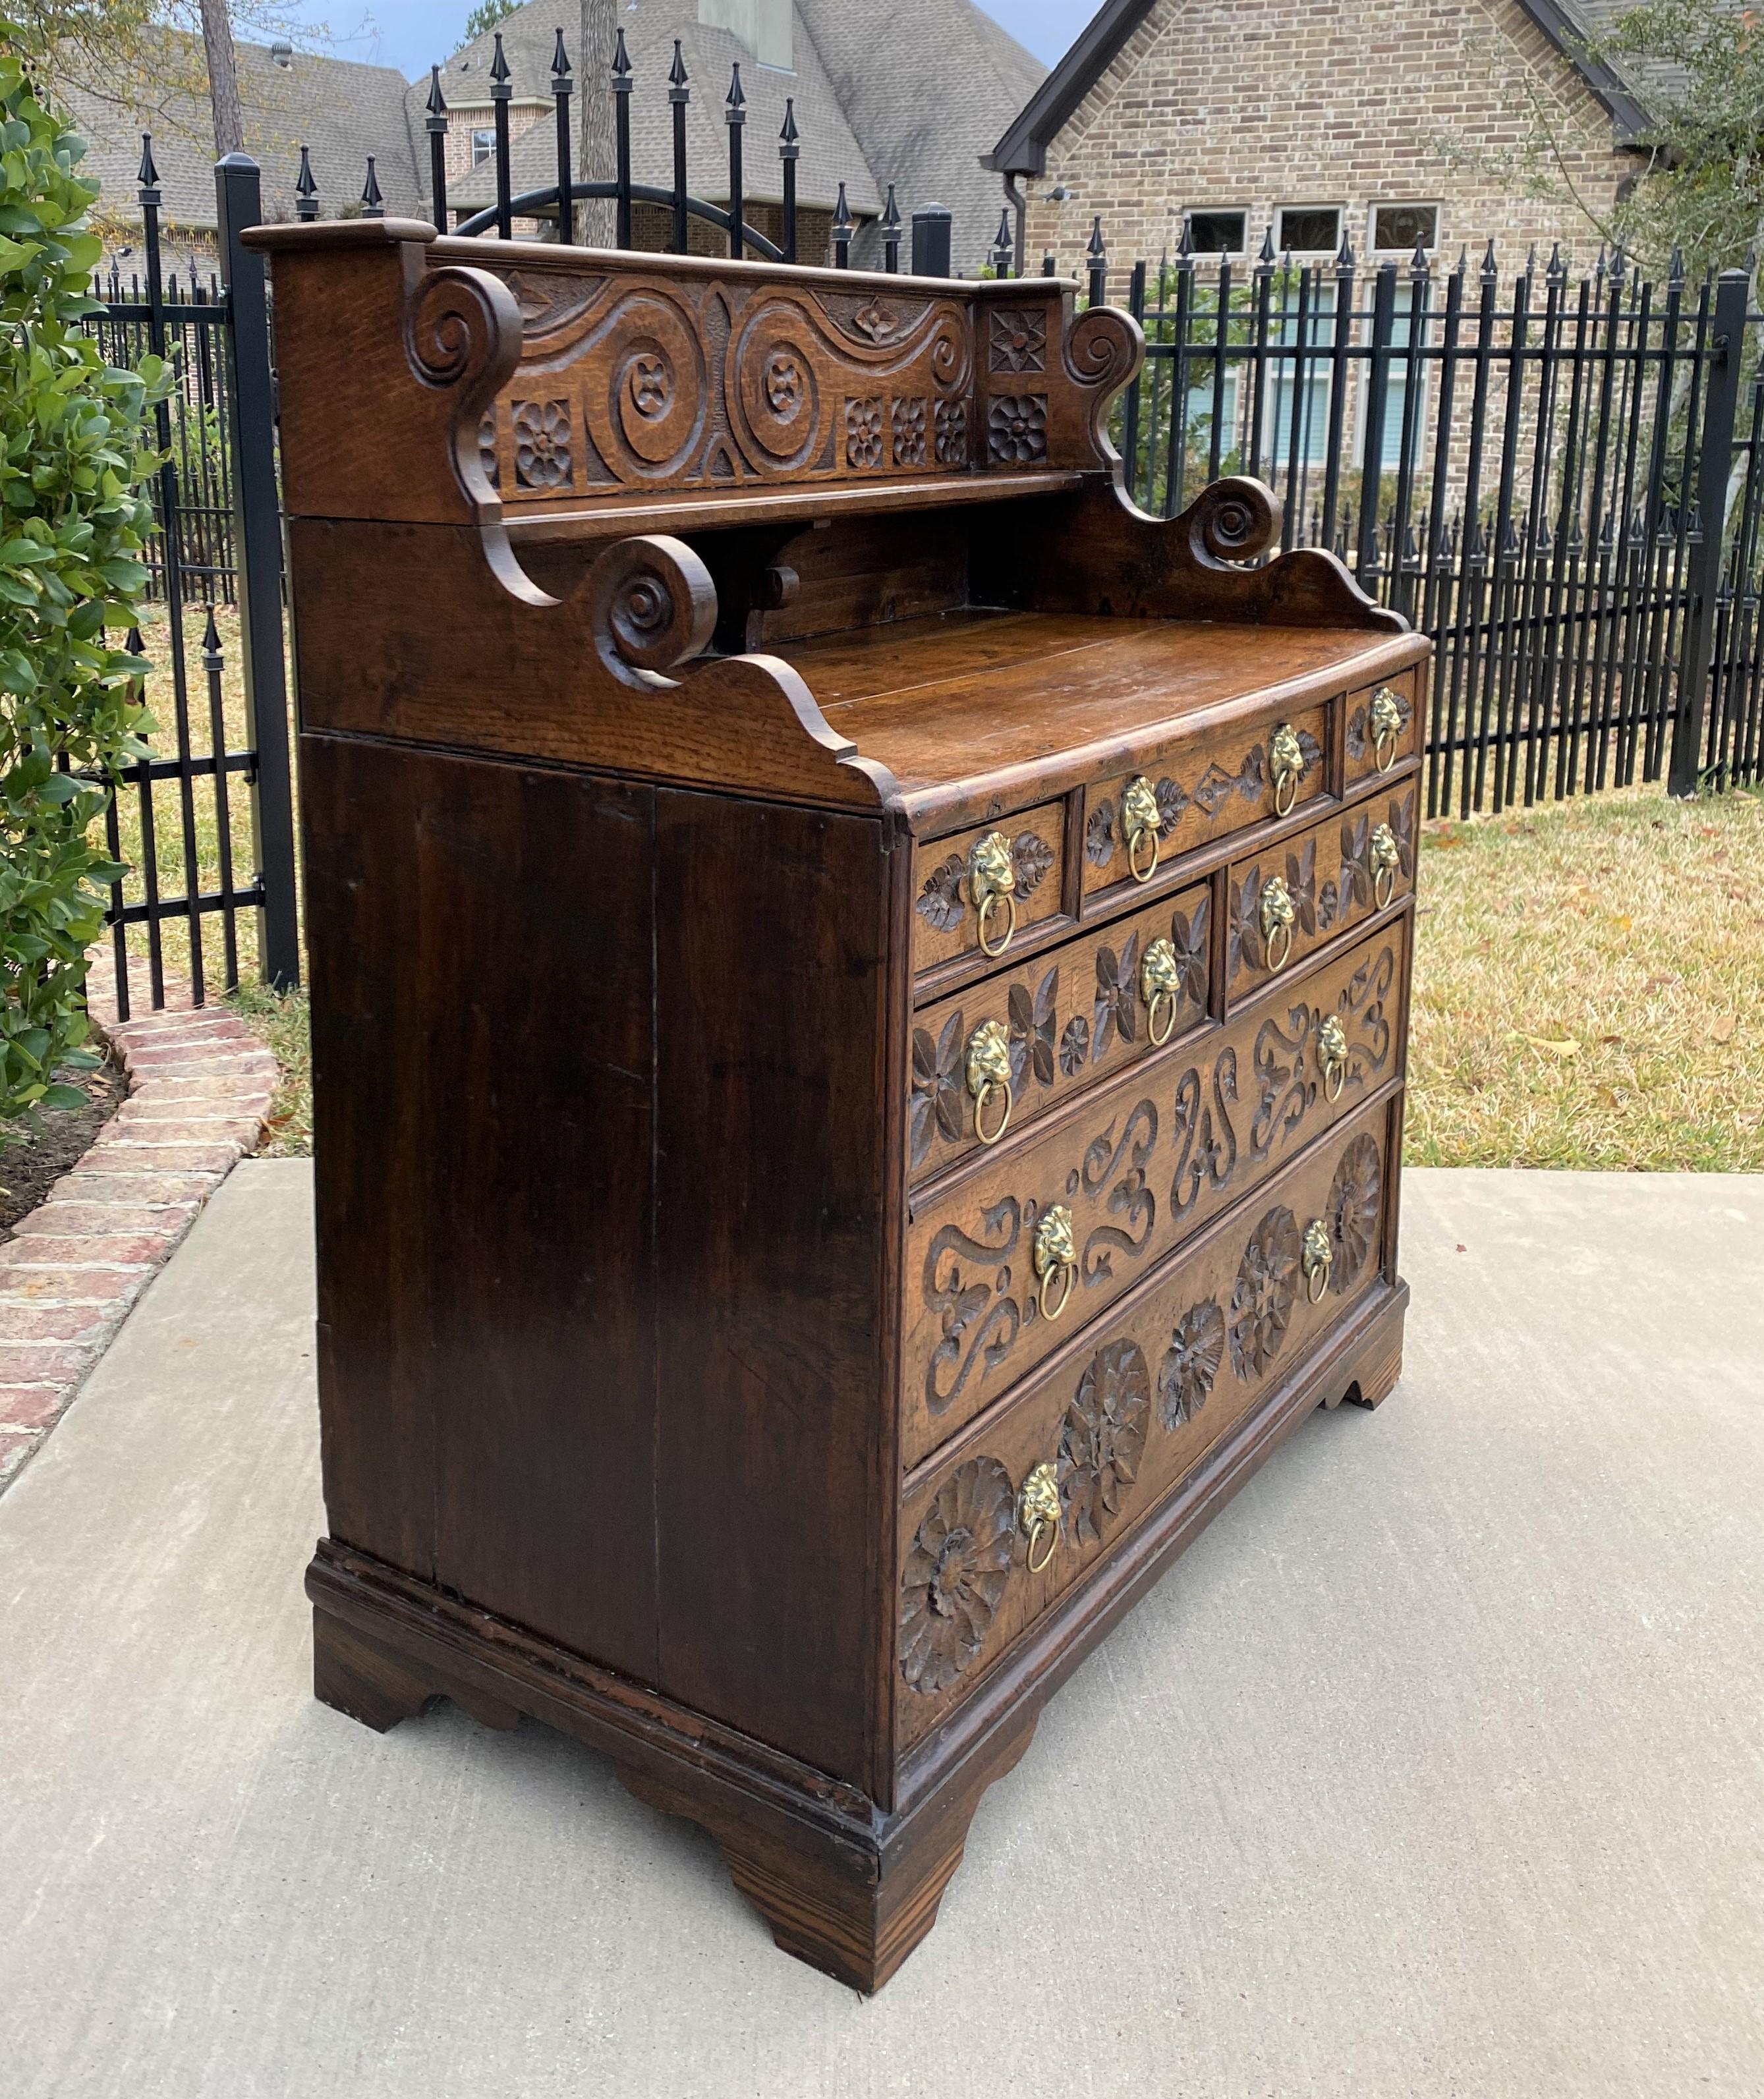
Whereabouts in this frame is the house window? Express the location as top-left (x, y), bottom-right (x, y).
top-left (1187, 210), bottom-right (1246, 256)
top-left (1276, 205), bottom-right (1342, 256)
top-left (1371, 203), bottom-right (1440, 253)
top-left (470, 126), bottom-right (495, 168)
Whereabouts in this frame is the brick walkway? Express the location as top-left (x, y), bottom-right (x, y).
top-left (0, 966), bottom-right (274, 1490)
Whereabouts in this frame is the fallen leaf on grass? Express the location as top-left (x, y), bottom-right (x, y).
top-left (1708, 1014), bottom-right (1737, 1044)
top-left (1641, 973), bottom-right (1680, 994)
top-left (1522, 1035), bottom-right (1581, 1058)
top-left (1610, 914), bottom-right (1633, 932)
top-left (1599, 1034), bottom-right (1624, 1046)
top-left (1595, 1086), bottom-right (1624, 1108)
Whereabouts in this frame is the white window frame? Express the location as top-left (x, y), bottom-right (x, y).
top-left (1274, 203), bottom-right (1346, 257)
top-left (1185, 208), bottom-right (1249, 258)
top-left (470, 126), bottom-right (495, 169)
top-left (1368, 201), bottom-right (1442, 256)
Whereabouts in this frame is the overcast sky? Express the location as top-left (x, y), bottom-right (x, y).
top-left (297, 0), bottom-right (1095, 81)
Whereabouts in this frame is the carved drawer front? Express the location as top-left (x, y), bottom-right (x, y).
top-left (1081, 704), bottom-right (1327, 905)
top-left (897, 1094), bottom-right (1397, 1745)
top-left (903, 918), bottom-right (1407, 1468)
top-left (1342, 667), bottom-right (1422, 790)
top-left (909, 878), bottom-right (1210, 1185)
top-left (1225, 781), bottom-right (1417, 1010)
top-left (911, 802), bottom-right (1066, 980)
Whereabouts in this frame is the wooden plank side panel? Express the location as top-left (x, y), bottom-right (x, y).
top-left (304, 735), bottom-right (660, 1685)
top-left (654, 794), bottom-right (894, 1787)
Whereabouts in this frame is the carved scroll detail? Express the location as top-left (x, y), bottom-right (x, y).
top-left (1185, 474), bottom-right (1282, 567)
top-left (406, 266), bottom-right (524, 513)
top-left (586, 534), bottom-right (717, 681)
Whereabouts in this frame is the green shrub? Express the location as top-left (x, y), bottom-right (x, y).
top-left (0, 45), bottom-right (162, 1122)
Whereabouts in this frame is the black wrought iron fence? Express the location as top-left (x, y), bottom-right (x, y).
top-left (85, 151), bottom-right (298, 1019)
top-left (1109, 235), bottom-right (1763, 812)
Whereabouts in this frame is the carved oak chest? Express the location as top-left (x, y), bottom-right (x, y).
top-left (251, 217), bottom-right (1427, 1992)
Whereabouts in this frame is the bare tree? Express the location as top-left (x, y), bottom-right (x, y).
top-left (578, 0), bottom-right (615, 245)
top-left (196, 0), bottom-right (244, 156)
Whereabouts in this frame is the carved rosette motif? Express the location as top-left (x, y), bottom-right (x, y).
top-left (989, 308), bottom-right (1047, 374)
top-left (934, 399), bottom-right (967, 465)
top-left (1060, 1339), bottom-right (1150, 1544)
top-left (988, 394), bottom-right (1048, 465)
top-left (1326, 1133), bottom-right (1383, 1294)
top-left (847, 397), bottom-right (885, 468)
top-left (899, 1455), bottom-right (1015, 1694)
top-left (512, 399), bottom-right (573, 490)
top-left (1159, 1300), bottom-right (1226, 1428)
top-left (891, 397), bottom-right (928, 466)
top-left (910, 1011), bottom-right (966, 1167)
top-left (1229, 1206), bottom-right (1301, 1382)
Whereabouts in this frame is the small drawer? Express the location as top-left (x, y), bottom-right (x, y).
top-left (1225, 781), bottom-right (1417, 1009)
top-left (1343, 667), bottom-right (1423, 788)
top-left (896, 1092), bottom-right (1398, 1745)
top-left (911, 801), bottom-right (1066, 980)
top-left (903, 914), bottom-right (1408, 1467)
top-left (909, 878), bottom-right (1210, 1185)
top-left (1081, 703), bottom-right (1327, 903)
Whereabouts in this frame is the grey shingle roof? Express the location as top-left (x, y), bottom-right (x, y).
top-left (793, 0), bottom-right (1044, 271)
top-left (438, 1), bottom-right (880, 218)
top-left (61, 30), bottom-right (425, 230)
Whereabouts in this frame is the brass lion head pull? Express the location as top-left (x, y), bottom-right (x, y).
top-left (1019, 1461), bottom-right (1061, 1575)
top-left (1370, 821), bottom-right (1402, 910)
top-left (1318, 1013), bottom-right (1350, 1102)
top-left (965, 1018), bottom-right (1013, 1146)
top-left (967, 831), bottom-right (1017, 957)
top-left (1269, 722), bottom-right (1305, 817)
top-left (1302, 1217), bottom-right (1333, 1303)
top-left (1032, 1204), bottom-right (1077, 1322)
top-left (1259, 874), bottom-right (1296, 972)
top-left (1121, 775), bottom-right (1161, 885)
top-left (1369, 686), bottom-right (1404, 772)
top-left (1139, 936), bottom-right (1183, 1048)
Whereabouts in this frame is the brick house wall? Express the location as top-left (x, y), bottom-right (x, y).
top-left (1021, 0), bottom-right (1639, 294)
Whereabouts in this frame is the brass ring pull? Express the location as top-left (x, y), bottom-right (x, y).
top-left (1302, 1218), bottom-right (1332, 1303)
top-left (966, 1019), bottom-right (1013, 1148)
top-left (1270, 723), bottom-right (1303, 818)
top-left (1039, 1263), bottom-right (1073, 1322)
top-left (1019, 1462), bottom-right (1060, 1575)
top-left (974, 1078), bottom-right (1011, 1146)
top-left (977, 888), bottom-right (1017, 957)
top-left (1033, 1205), bottom-right (1076, 1323)
top-left (1369, 686), bottom-right (1404, 773)
top-left (1318, 1014), bottom-right (1348, 1102)
top-left (968, 831), bottom-right (1017, 957)
top-left (1121, 775), bottom-right (1160, 886)
top-left (1260, 874), bottom-right (1296, 974)
top-left (1371, 821), bottom-right (1401, 912)
top-left (1139, 936), bottom-right (1182, 1049)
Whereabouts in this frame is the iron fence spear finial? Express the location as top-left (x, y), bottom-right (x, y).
top-left (424, 67), bottom-right (448, 229)
top-left (668, 39), bottom-right (689, 252)
top-left (137, 134), bottom-right (160, 198)
top-left (833, 182), bottom-right (853, 269)
top-left (550, 31), bottom-right (575, 246)
top-left (726, 64), bottom-right (746, 260)
top-left (295, 144), bottom-right (318, 221)
top-left (881, 183), bottom-right (900, 273)
top-left (360, 155), bottom-right (383, 217)
top-left (779, 97), bottom-right (799, 263)
top-left (612, 28), bottom-right (633, 249)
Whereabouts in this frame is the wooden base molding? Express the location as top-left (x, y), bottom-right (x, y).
top-left (308, 1284), bottom-right (1406, 1990)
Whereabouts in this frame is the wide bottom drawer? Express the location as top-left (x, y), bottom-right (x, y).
top-left (894, 1089), bottom-right (1401, 1749)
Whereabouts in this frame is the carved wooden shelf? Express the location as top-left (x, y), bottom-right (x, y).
top-left (248, 215), bottom-right (1429, 1994)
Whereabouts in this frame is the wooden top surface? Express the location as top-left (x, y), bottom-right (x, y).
top-left (755, 609), bottom-right (1428, 822)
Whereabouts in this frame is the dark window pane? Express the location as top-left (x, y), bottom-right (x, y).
top-left (1189, 210), bottom-right (1246, 254)
top-left (1373, 204), bottom-right (1439, 251)
top-left (1277, 206), bottom-right (1341, 254)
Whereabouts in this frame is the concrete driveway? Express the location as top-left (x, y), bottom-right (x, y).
top-left (1, 1161), bottom-right (1760, 2098)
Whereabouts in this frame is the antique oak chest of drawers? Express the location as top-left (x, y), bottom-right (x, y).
top-left (251, 217), bottom-right (1428, 1991)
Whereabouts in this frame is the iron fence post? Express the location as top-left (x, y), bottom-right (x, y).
top-left (215, 154), bottom-right (300, 990)
top-left (1670, 270), bottom-right (1750, 795)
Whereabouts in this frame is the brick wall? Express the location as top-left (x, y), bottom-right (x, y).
top-left (1021, 0), bottom-right (1639, 294)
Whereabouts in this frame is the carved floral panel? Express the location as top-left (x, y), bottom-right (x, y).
top-left (904, 926), bottom-right (1404, 1462)
top-left (896, 1100), bottom-right (1397, 1741)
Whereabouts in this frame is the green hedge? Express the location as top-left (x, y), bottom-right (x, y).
top-left (0, 45), bottom-right (163, 1122)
